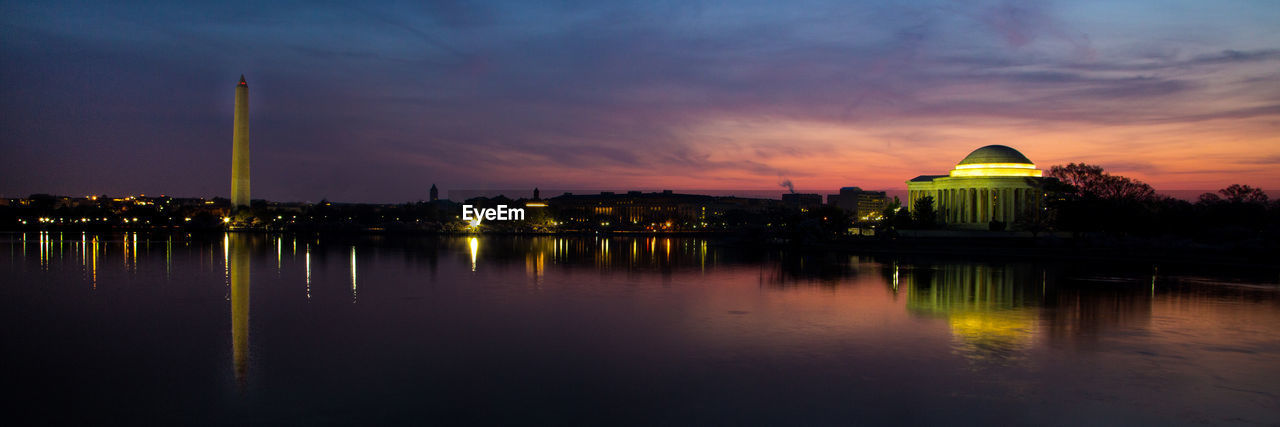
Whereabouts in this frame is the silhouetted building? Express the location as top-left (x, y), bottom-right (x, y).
top-left (550, 190), bottom-right (781, 230)
top-left (553, 190), bottom-right (709, 227)
top-left (827, 187), bottom-right (888, 221)
top-left (906, 145), bottom-right (1048, 229)
top-left (782, 193), bottom-right (822, 210)
top-left (533, 187), bottom-right (540, 200)
top-left (429, 184), bottom-right (439, 202)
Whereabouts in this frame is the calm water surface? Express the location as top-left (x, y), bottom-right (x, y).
top-left (3, 232), bottom-right (1279, 425)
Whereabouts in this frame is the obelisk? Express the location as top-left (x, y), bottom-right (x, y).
top-left (230, 75), bottom-right (250, 210)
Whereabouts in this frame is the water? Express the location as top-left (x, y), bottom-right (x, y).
top-left (3, 232), bottom-right (1279, 425)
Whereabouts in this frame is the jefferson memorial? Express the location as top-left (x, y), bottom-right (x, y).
top-left (906, 145), bottom-right (1048, 228)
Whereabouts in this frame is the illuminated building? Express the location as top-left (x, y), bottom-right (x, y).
top-left (826, 187), bottom-right (888, 221)
top-left (230, 75), bottom-right (251, 210)
top-left (906, 145), bottom-right (1050, 228)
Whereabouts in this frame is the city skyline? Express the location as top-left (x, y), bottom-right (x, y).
top-left (3, 1), bottom-right (1279, 203)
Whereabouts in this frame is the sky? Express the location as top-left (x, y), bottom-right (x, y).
top-left (2, 0), bottom-right (1278, 202)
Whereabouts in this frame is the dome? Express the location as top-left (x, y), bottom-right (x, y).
top-left (948, 145), bottom-right (1043, 177)
top-left (957, 145), bottom-right (1033, 166)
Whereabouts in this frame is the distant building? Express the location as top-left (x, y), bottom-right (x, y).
top-left (550, 190), bottom-right (781, 229)
top-left (827, 187), bottom-right (888, 221)
top-left (429, 184), bottom-right (439, 202)
top-left (781, 193), bottom-right (823, 210)
top-left (906, 145), bottom-right (1049, 228)
top-left (553, 190), bottom-right (708, 227)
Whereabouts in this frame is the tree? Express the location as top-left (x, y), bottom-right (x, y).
top-left (1046, 163), bottom-right (1157, 234)
top-left (1014, 206), bottom-right (1052, 237)
top-left (1048, 163), bottom-right (1155, 201)
top-left (1197, 193), bottom-right (1222, 205)
top-left (912, 196), bottom-right (936, 228)
top-left (1219, 184), bottom-right (1269, 204)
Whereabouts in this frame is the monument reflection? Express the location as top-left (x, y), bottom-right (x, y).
top-left (901, 262), bottom-right (1155, 362)
top-left (227, 233), bottom-right (251, 389)
top-left (902, 264), bottom-right (1044, 362)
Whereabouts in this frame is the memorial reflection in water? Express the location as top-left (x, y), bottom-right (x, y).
top-left (901, 262), bottom-right (1154, 361)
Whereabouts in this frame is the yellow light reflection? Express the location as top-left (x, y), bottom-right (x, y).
top-left (91, 236), bottom-right (98, 289)
top-left (304, 245), bottom-right (311, 300)
top-left (228, 233), bottom-right (250, 390)
top-left (700, 240), bottom-right (707, 272)
top-left (223, 234), bottom-right (229, 280)
top-left (526, 251), bottom-right (545, 280)
top-left (350, 246), bottom-right (358, 303)
top-left (946, 309), bottom-right (1037, 350)
top-left (166, 236), bottom-right (172, 280)
top-left (905, 264), bottom-right (1042, 362)
top-left (469, 237), bottom-right (479, 271)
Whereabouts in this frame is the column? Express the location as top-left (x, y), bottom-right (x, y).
top-left (1010, 188), bottom-right (1018, 223)
top-left (1009, 188), bottom-right (1017, 223)
top-left (988, 189), bottom-right (998, 223)
top-left (977, 189), bottom-right (988, 223)
top-left (1000, 188), bottom-right (1008, 222)
top-left (992, 189), bottom-right (998, 223)
top-left (978, 189), bottom-right (985, 222)
top-left (965, 189), bottom-right (972, 223)
top-left (949, 189), bottom-right (956, 223)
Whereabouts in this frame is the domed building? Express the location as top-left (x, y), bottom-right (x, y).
top-left (906, 145), bottom-right (1048, 228)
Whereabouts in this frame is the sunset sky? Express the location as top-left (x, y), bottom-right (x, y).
top-left (3, 0), bottom-right (1278, 202)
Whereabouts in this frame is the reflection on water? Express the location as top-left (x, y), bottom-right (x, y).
top-left (228, 233), bottom-right (250, 389)
top-left (901, 263), bottom-right (1163, 363)
top-left (304, 244), bottom-right (311, 299)
top-left (903, 264), bottom-right (1046, 362)
top-left (2, 233), bottom-right (1279, 424)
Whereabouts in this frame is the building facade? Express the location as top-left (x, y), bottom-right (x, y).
top-left (827, 187), bottom-right (888, 222)
top-left (906, 145), bottom-right (1049, 228)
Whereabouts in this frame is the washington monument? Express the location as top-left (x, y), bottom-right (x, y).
top-left (230, 75), bottom-right (250, 210)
